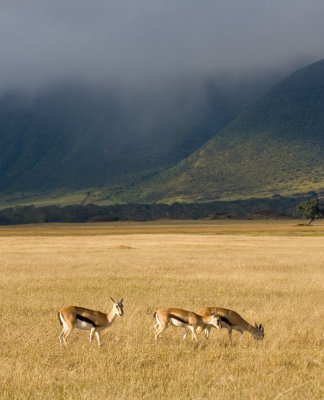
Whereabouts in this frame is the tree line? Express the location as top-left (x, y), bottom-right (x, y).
top-left (0, 194), bottom-right (321, 225)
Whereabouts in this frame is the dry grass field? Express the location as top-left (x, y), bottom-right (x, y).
top-left (0, 220), bottom-right (323, 399)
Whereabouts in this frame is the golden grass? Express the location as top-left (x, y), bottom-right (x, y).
top-left (1, 219), bottom-right (324, 237)
top-left (0, 221), bottom-right (323, 399)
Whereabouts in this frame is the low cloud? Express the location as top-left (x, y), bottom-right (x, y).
top-left (0, 0), bottom-right (323, 92)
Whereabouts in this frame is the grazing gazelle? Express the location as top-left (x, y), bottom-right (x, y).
top-left (196, 307), bottom-right (264, 343)
top-left (58, 297), bottom-right (124, 347)
top-left (153, 308), bottom-right (221, 340)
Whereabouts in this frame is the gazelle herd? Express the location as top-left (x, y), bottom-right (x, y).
top-left (58, 298), bottom-right (264, 347)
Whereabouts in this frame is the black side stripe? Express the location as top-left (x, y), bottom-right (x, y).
top-left (219, 316), bottom-right (232, 326)
top-left (170, 314), bottom-right (188, 324)
top-left (76, 314), bottom-right (98, 327)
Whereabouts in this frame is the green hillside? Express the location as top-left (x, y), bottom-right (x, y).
top-left (1, 60), bottom-right (323, 208)
top-left (0, 77), bottom-right (272, 207)
top-left (122, 59), bottom-right (324, 203)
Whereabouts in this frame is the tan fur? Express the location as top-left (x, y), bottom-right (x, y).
top-left (58, 297), bottom-right (123, 347)
top-left (153, 307), bottom-right (221, 340)
top-left (196, 307), bottom-right (264, 342)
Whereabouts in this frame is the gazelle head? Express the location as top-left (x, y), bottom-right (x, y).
top-left (111, 297), bottom-right (124, 317)
top-left (253, 322), bottom-right (264, 340)
top-left (211, 311), bottom-right (222, 329)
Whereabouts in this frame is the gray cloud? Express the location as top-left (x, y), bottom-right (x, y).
top-left (1, 0), bottom-right (324, 91)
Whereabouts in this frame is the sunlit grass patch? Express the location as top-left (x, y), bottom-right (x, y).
top-left (0, 222), bottom-right (323, 399)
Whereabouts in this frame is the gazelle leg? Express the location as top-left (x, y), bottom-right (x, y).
top-left (154, 315), bottom-right (161, 332)
top-left (59, 315), bottom-right (69, 345)
top-left (63, 326), bottom-right (74, 345)
top-left (204, 326), bottom-right (211, 340)
top-left (227, 327), bottom-right (232, 344)
top-left (238, 328), bottom-right (244, 341)
top-left (59, 327), bottom-right (67, 345)
top-left (95, 331), bottom-right (101, 347)
top-left (154, 325), bottom-right (167, 340)
top-left (196, 326), bottom-right (203, 335)
top-left (189, 326), bottom-right (198, 341)
top-left (183, 327), bottom-right (188, 340)
top-left (90, 328), bottom-right (95, 343)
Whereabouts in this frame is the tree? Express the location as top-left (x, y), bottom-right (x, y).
top-left (296, 198), bottom-right (323, 224)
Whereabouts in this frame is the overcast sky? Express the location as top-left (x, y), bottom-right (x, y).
top-left (1, 0), bottom-right (324, 92)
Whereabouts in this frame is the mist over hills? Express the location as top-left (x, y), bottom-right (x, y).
top-left (0, 72), bottom-right (278, 206)
top-left (0, 59), bottom-right (323, 208)
top-left (121, 59), bottom-right (324, 203)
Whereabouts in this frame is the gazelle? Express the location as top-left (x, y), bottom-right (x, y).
top-left (153, 308), bottom-right (221, 340)
top-left (58, 297), bottom-right (124, 347)
top-left (196, 307), bottom-right (264, 343)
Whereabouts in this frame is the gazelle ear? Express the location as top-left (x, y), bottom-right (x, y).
top-left (119, 298), bottom-right (124, 303)
top-left (255, 322), bottom-right (258, 328)
top-left (110, 297), bottom-right (115, 303)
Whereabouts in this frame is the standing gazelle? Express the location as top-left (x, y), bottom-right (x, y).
top-left (196, 307), bottom-right (264, 343)
top-left (58, 297), bottom-right (124, 347)
top-left (153, 308), bottom-right (221, 340)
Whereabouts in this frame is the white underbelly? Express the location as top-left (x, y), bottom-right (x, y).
top-left (170, 318), bottom-right (187, 328)
top-left (75, 319), bottom-right (94, 330)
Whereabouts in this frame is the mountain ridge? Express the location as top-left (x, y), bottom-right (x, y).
top-left (1, 60), bottom-right (324, 207)
top-left (119, 59), bottom-right (324, 204)
top-left (0, 74), bottom-right (279, 206)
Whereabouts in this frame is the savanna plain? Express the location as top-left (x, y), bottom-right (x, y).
top-left (0, 220), bottom-right (323, 399)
